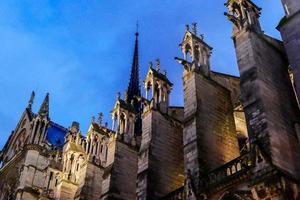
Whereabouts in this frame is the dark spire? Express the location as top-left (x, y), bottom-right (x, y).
top-left (127, 25), bottom-right (141, 102)
top-left (38, 93), bottom-right (49, 117)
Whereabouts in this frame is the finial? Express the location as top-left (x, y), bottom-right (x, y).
top-left (192, 22), bottom-right (197, 35)
top-left (155, 59), bottom-right (160, 71)
top-left (71, 121), bottom-right (80, 133)
top-left (117, 92), bottom-right (121, 100)
top-left (91, 115), bottom-right (95, 123)
top-left (124, 90), bottom-right (129, 102)
top-left (135, 20), bottom-right (139, 37)
top-left (163, 70), bottom-right (167, 76)
top-left (149, 61), bottom-right (153, 69)
top-left (185, 24), bottom-right (190, 31)
top-left (98, 112), bottom-right (103, 126)
top-left (105, 122), bottom-right (108, 128)
top-left (200, 34), bottom-right (204, 40)
top-left (27, 91), bottom-right (35, 110)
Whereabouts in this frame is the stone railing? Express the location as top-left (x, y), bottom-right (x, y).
top-left (199, 152), bottom-right (254, 193)
top-left (161, 152), bottom-right (254, 199)
top-left (161, 186), bottom-right (185, 200)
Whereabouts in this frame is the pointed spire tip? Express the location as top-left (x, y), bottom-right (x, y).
top-left (27, 90), bottom-right (35, 109)
top-left (127, 24), bottom-right (141, 101)
top-left (38, 93), bottom-right (49, 116)
top-left (135, 20), bottom-right (139, 36)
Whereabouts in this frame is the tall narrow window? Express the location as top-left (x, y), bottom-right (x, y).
top-left (105, 146), bottom-right (108, 160)
top-left (32, 120), bottom-right (40, 143)
top-left (47, 172), bottom-right (53, 189)
top-left (284, 4), bottom-right (290, 15)
top-left (289, 67), bottom-right (300, 108)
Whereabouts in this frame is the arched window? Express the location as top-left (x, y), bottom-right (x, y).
top-left (112, 114), bottom-right (118, 131)
top-left (32, 120), bottom-right (40, 143)
top-left (154, 83), bottom-right (160, 103)
top-left (184, 43), bottom-right (192, 62)
top-left (194, 45), bottom-right (200, 64)
top-left (119, 113), bottom-right (126, 134)
top-left (146, 81), bottom-right (152, 100)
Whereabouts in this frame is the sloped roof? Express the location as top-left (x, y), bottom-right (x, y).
top-left (149, 67), bottom-right (173, 86)
top-left (1, 108), bottom-right (34, 153)
top-left (90, 122), bottom-right (112, 137)
top-left (118, 99), bottom-right (136, 113)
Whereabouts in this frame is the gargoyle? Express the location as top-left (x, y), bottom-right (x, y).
top-left (175, 57), bottom-right (192, 71)
top-left (224, 12), bottom-right (242, 29)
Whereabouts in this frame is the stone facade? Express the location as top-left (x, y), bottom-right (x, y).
top-left (108, 141), bottom-right (138, 200)
top-left (1, 1), bottom-right (300, 199)
top-left (137, 66), bottom-right (185, 199)
top-left (278, 0), bottom-right (300, 103)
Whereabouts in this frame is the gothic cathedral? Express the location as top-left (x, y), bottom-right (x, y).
top-left (1, 0), bottom-right (300, 199)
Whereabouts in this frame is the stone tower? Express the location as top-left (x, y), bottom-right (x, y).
top-left (176, 24), bottom-right (240, 199)
top-left (137, 60), bottom-right (184, 200)
top-left (107, 31), bottom-right (141, 200)
top-left (278, 0), bottom-right (300, 102)
top-left (179, 23), bottom-right (212, 77)
top-left (144, 59), bottom-right (172, 112)
top-left (225, 0), bottom-right (300, 179)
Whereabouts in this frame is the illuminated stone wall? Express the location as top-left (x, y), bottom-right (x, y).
top-left (182, 70), bottom-right (240, 191)
top-left (233, 29), bottom-right (300, 178)
top-left (79, 163), bottom-right (104, 200)
top-left (211, 72), bottom-right (241, 105)
top-left (149, 110), bottom-right (184, 199)
top-left (108, 141), bottom-right (138, 200)
top-left (278, 0), bottom-right (300, 102)
top-left (0, 153), bottom-right (25, 200)
top-left (137, 107), bottom-right (184, 200)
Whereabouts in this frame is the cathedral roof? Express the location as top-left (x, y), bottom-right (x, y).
top-left (90, 122), bottom-right (112, 137)
top-left (118, 99), bottom-right (136, 113)
top-left (112, 98), bottom-right (136, 114)
top-left (46, 121), bottom-right (68, 148)
top-left (149, 67), bottom-right (173, 86)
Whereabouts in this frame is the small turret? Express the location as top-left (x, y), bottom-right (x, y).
top-left (176, 23), bottom-right (212, 76)
top-left (155, 59), bottom-right (160, 72)
top-left (144, 59), bottom-right (172, 112)
top-left (224, 0), bottom-right (262, 33)
top-left (98, 112), bottom-right (103, 126)
top-left (91, 115), bottom-right (95, 124)
top-left (111, 93), bottom-right (137, 145)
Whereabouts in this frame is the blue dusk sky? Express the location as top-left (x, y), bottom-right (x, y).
top-left (0, 0), bottom-right (284, 149)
